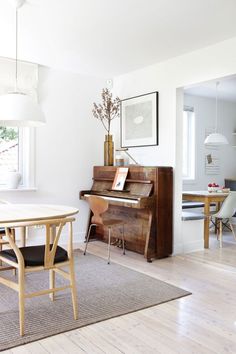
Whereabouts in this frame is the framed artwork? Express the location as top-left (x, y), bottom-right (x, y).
top-left (120, 91), bottom-right (158, 148)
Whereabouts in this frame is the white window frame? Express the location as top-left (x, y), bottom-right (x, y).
top-left (182, 107), bottom-right (195, 181)
top-left (0, 58), bottom-right (38, 190)
top-left (21, 127), bottom-right (35, 188)
top-left (0, 127), bottom-right (35, 189)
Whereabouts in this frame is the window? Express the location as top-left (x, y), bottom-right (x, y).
top-left (0, 58), bottom-right (38, 189)
top-left (182, 107), bottom-right (195, 180)
top-left (0, 127), bottom-right (34, 188)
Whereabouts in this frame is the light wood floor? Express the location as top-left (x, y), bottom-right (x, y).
top-left (2, 233), bottom-right (236, 354)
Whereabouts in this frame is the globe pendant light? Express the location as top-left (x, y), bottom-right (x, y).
top-left (204, 82), bottom-right (228, 145)
top-left (0, 0), bottom-right (45, 127)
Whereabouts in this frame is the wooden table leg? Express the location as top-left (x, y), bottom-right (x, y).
top-left (204, 200), bottom-right (210, 248)
top-left (20, 227), bottom-right (26, 247)
top-left (50, 225), bottom-right (56, 243)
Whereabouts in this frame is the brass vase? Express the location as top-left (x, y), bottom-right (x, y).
top-left (104, 134), bottom-right (114, 166)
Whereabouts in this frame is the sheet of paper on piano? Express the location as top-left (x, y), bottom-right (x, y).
top-left (111, 167), bottom-right (129, 191)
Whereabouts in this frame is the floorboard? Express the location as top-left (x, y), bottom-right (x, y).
top-left (2, 232), bottom-right (236, 354)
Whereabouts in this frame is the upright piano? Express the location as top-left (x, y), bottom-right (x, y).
top-left (80, 166), bottom-right (173, 262)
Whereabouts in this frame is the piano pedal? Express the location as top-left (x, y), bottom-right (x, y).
top-left (111, 238), bottom-right (120, 246)
top-left (111, 238), bottom-right (126, 248)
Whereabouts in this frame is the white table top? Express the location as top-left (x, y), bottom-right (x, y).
top-left (0, 204), bottom-right (79, 225)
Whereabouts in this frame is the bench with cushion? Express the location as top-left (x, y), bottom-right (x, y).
top-left (182, 211), bottom-right (205, 221)
top-left (182, 211), bottom-right (205, 252)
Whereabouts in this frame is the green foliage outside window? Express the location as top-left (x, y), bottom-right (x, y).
top-left (0, 127), bottom-right (18, 143)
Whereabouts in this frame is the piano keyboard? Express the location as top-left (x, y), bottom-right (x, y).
top-left (83, 194), bottom-right (139, 204)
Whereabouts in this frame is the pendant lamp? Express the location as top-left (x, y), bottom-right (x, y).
top-left (0, 0), bottom-right (45, 127)
top-left (204, 82), bottom-right (228, 145)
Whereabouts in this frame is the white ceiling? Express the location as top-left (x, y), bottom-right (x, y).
top-left (185, 76), bottom-right (236, 103)
top-left (0, 0), bottom-right (236, 77)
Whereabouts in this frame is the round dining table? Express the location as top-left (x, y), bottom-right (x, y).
top-left (0, 204), bottom-right (79, 246)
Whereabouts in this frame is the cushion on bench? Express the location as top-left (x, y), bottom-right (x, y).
top-left (182, 202), bottom-right (204, 209)
top-left (182, 201), bottom-right (216, 209)
top-left (182, 211), bottom-right (205, 221)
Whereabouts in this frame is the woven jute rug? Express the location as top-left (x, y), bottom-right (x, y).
top-left (0, 250), bottom-right (191, 351)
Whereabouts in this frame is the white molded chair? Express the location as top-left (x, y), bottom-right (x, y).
top-left (211, 191), bottom-right (236, 247)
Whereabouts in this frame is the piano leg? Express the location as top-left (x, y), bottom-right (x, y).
top-left (122, 224), bottom-right (125, 255)
top-left (144, 210), bottom-right (153, 262)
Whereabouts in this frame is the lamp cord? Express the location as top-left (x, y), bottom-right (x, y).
top-left (215, 81), bottom-right (219, 133)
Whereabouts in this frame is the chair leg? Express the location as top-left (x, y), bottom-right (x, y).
top-left (49, 269), bottom-right (55, 301)
top-left (12, 230), bottom-right (17, 276)
top-left (229, 223), bottom-right (236, 241)
top-left (84, 224), bottom-right (94, 255)
top-left (122, 224), bottom-right (125, 255)
top-left (0, 238), bottom-right (2, 267)
top-left (107, 227), bottom-right (111, 264)
top-left (18, 267), bottom-right (25, 336)
top-left (219, 220), bottom-right (223, 248)
top-left (215, 217), bottom-right (218, 234)
top-left (215, 219), bottom-right (220, 240)
top-left (222, 219), bottom-right (231, 232)
top-left (69, 259), bottom-right (78, 320)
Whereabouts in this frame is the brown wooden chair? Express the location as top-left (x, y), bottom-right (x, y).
top-left (84, 195), bottom-right (125, 264)
top-left (0, 217), bottom-right (78, 336)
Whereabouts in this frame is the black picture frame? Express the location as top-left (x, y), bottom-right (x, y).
top-left (120, 91), bottom-right (158, 148)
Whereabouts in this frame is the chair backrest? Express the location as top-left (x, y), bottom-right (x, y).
top-left (215, 191), bottom-right (236, 219)
top-left (3, 217), bottom-right (75, 269)
top-left (88, 196), bottom-right (108, 225)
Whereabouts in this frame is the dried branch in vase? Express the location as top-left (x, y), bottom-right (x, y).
top-left (92, 88), bottom-right (120, 135)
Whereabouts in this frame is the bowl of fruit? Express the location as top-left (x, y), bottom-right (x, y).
top-left (208, 182), bottom-right (220, 192)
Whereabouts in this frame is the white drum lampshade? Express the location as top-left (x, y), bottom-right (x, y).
top-left (204, 81), bottom-right (228, 146)
top-left (0, 0), bottom-right (46, 128)
top-left (0, 92), bottom-right (45, 127)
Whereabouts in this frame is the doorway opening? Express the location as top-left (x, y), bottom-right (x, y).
top-left (181, 74), bottom-right (236, 257)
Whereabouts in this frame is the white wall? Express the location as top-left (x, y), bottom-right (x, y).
top-left (0, 67), bottom-right (106, 243)
top-left (183, 94), bottom-right (236, 191)
top-left (3, 36), bottom-right (236, 252)
top-left (113, 36), bottom-right (236, 254)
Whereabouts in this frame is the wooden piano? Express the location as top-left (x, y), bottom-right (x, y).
top-left (80, 166), bottom-right (173, 262)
